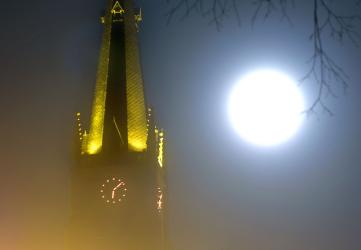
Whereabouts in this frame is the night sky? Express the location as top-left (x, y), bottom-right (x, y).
top-left (1, 1), bottom-right (361, 250)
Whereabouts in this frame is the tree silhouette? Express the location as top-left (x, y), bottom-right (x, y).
top-left (165, 0), bottom-right (361, 115)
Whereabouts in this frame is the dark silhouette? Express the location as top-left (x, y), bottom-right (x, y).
top-left (165, 0), bottom-right (361, 114)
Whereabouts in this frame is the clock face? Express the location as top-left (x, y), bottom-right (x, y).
top-left (100, 177), bottom-right (127, 204)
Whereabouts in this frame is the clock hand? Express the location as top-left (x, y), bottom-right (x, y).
top-left (113, 183), bottom-right (123, 190)
top-left (112, 182), bottom-right (123, 200)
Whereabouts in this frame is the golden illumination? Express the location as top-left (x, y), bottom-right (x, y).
top-left (111, 1), bottom-right (125, 15)
top-left (135, 8), bottom-right (142, 22)
top-left (76, 112), bottom-right (88, 155)
top-left (81, 131), bottom-right (88, 155)
top-left (157, 130), bottom-right (165, 167)
top-left (124, 0), bottom-right (148, 152)
top-left (85, 1), bottom-right (149, 154)
top-left (86, 0), bottom-right (113, 155)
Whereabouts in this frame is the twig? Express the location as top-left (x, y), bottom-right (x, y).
top-left (301, 0), bottom-right (360, 115)
top-left (165, 0), bottom-right (361, 115)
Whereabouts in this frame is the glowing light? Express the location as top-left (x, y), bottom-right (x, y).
top-left (111, 1), bottom-right (125, 15)
top-left (157, 188), bottom-right (163, 211)
top-left (80, 131), bottom-right (88, 155)
top-left (128, 140), bottom-right (147, 152)
top-left (157, 130), bottom-right (165, 167)
top-left (125, 4), bottom-right (148, 152)
top-left (228, 70), bottom-right (305, 146)
top-left (87, 143), bottom-right (100, 155)
top-left (86, 1), bottom-right (149, 154)
top-left (86, 1), bottom-right (113, 155)
top-left (76, 112), bottom-right (86, 153)
top-left (134, 8), bottom-right (142, 22)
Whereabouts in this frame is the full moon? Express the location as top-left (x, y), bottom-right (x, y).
top-left (228, 70), bottom-right (305, 146)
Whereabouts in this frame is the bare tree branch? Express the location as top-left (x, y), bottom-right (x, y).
top-left (251, 0), bottom-right (293, 26)
top-left (165, 0), bottom-right (361, 115)
top-left (165, 0), bottom-right (242, 30)
top-left (301, 0), bottom-right (360, 115)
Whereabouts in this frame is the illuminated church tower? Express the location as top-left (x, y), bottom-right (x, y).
top-left (68, 1), bottom-right (166, 249)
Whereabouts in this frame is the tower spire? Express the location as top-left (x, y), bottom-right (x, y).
top-left (86, 0), bottom-right (148, 155)
top-left (123, 0), bottom-right (148, 152)
top-left (69, 2), bottom-right (167, 249)
top-left (86, 0), bottom-right (113, 155)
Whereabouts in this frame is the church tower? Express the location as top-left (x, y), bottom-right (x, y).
top-left (68, 1), bottom-right (166, 249)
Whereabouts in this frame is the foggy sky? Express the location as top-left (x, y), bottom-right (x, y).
top-left (1, 0), bottom-right (361, 249)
